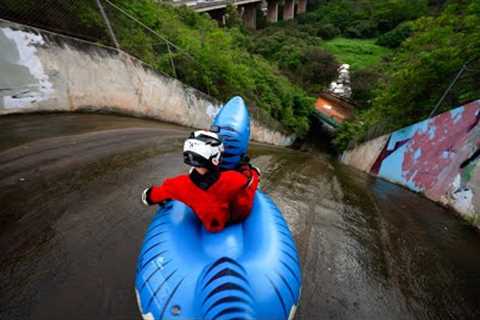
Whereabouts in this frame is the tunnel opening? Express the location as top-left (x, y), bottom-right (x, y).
top-left (291, 114), bottom-right (336, 154)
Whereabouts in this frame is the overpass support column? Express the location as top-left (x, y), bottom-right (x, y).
top-left (297, 0), bottom-right (307, 14)
top-left (283, 0), bottom-right (295, 21)
top-left (267, 0), bottom-right (279, 23)
top-left (242, 3), bottom-right (258, 30)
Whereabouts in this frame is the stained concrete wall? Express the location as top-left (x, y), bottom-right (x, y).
top-left (341, 100), bottom-right (480, 226)
top-left (341, 134), bottom-right (389, 172)
top-left (0, 20), bottom-right (295, 146)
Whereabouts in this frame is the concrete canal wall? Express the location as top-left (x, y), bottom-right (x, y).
top-left (342, 99), bottom-right (480, 226)
top-left (0, 20), bottom-right (295, 146)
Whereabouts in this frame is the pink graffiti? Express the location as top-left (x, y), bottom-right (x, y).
top-left (402, 102), bottom-right (480, 199)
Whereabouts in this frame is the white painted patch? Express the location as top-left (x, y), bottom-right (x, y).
top-left (427, 126), bottom-right (436, 140)
top-left (451, 187), bottom-right (475, 216)
top-left (450, 107), bottom-right (464, 124)
top-left (2, 27), bottom-right (53, 109)
top-left (414, 149), bottom-right (422, 161)
top-left (206, 103), bottom-right (220, 119)
top-left (442, 150), bottom-right (452, 159)
top-left (451, 174), bottom-right (461, 191)
top-left (449, 174), bottom-right (475, 216)
top-left (135, 289), bottom-right (155, 320)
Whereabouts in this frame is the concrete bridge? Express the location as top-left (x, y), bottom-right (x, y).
top-left (171, 0), bottom-right (307, 29)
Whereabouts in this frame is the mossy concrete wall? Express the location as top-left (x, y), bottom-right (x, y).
top-left (0, 20), bottom-right (295, 146)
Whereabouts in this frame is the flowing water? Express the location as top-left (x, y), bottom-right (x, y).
top-left (1, 113), bottom-right (479, 319)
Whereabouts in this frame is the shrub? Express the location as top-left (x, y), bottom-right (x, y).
top-left (335, 1), bottom-right (480, 151)
top-left (298, 48), bottom-right (339, 93)
top-left (317, 24), bottom-right (340, 40)
top-left (344, 20), bottom-right (378, 39)
top-left (376, 23), bottom-right (413, 48)
top-left (350, 69), bottom-right (381, 109)
top-left (224, 4), bottom-right (242, 28)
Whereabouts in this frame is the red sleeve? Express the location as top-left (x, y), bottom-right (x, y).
top-left (148, 175), bottom-right (189, 204)
top-left (149, 175), bottom-right (228, 233)
top-left (230, 169), bottom-right (259, 222)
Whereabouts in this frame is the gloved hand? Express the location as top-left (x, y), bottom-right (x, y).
top-left (142, 187), bottom-right (170, 207)
top-left (142, 187), bottom-right (153, 206)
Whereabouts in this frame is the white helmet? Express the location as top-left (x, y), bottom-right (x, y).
top-left (183, 130), bottom-right (224, 168)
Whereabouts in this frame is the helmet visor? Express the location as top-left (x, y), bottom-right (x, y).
top-left (183, 151), bottom-right (210, 168)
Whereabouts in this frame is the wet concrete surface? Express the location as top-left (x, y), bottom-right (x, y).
top-left (1, 113), bottom-right (480, 320)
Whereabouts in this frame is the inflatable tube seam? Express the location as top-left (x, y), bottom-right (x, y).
top-left (266, 274), bottom-right (288, 319)
top-left (138, 259), bottom-right (173, 292)
top-left (139, 250), bottom-right (169, 271)
top-left (203, 268), bottom-right (249, 290)
top-left (145, 269), bottom-right (178, 310)
top-left (279, 260), bottom-right (301, 286)
top-left (158, 276), bottom-right (186, 319)
top-left (275, 270), bottom-right (296, 303)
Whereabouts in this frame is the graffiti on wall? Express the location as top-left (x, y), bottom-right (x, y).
top-left (369, 100), bottom-right (480, 218)
top-left (0, 27), bottom-right (53, 109)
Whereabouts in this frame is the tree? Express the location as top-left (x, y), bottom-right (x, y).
top-left (335, 1), bottom-right (480, 151)
top-left (224, 3), bottom-right (242, 29)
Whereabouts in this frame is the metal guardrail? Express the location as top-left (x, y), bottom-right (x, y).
top-left (172, 0), bottom-right (262, 12)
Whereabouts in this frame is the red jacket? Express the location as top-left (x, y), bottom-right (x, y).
top-left (147, 169), bottom-right (259, 232)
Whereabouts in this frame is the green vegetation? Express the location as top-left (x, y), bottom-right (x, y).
top-left (250, 24), bottom-right (390, 96)
top-left (320, 38), bottom-right (391, 70)
top-left (303, 0), bottom-right (429, 38)
top-left (2, 0), bottom-right (478, 150)
top-left (1, 0), bottom-right (313, 136)
top-left (248, 0), bottom-right (479, 152)
top-left (335, 1), bottom-right (480, 151)
top-left (376, 22), bottom-right (413, 48)
top-left (249, 25), bottom-right (338, 95)
top-left (109, 1), bottom-right (314, 135)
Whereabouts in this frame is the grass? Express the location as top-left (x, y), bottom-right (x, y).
top-left (321, 37), bottom-right (391, 70)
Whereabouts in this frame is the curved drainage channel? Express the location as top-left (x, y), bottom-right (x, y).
top-left (1, 113), bottom-right (479, 319)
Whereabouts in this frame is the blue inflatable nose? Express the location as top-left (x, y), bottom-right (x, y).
top-left (212, 96), bottom-right (250, 170)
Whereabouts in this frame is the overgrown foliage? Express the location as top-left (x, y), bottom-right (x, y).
top-left (304, 0), bottom-right (430, 38)
top-left (249, 24), bottom-right (339, 95)
top-left (335, 1), bottom-right (480, 151)
top-left (250, 21), bottom-right (390, 106)
top-left (376, 22), bottom-right (413, 48)
top-left (0, 0), bottom-right (314, 136)
top-left (3, 0), bottom-right (477, 149)
top-left (107, 1), bottom-right (316, 135)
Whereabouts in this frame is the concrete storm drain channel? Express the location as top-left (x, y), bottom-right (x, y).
top-left (0, 113), bottom-right (480, 319)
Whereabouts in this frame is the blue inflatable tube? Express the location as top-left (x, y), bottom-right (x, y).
top-left (135, 193), bottom-right (302, 320)
top-left (135, 97), bottom-right (302, 319)
top-left (212, 96), bottom-right (251, 170)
